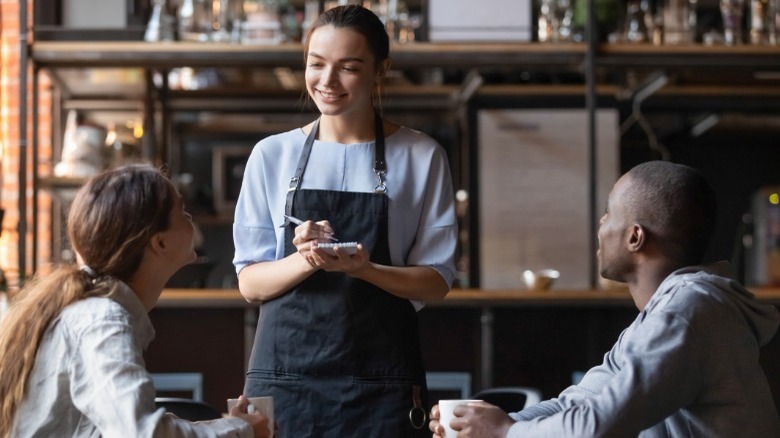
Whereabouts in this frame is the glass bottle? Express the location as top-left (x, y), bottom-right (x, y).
top-left (770, 0), bottom-right (779, 44)
top-left (145, 0), bottom-right (176, 42)
top-left (538, 0), bottom-right (556, 42)
top-left (241, 0), bottom-right (286, 44)
top-left (664, 0), bottom-right (696, 44)
top-left (554, 0), bottom-right (575, 42)
top-left (302, 0), bottom-right (321, 38)
top-left (212, 0), bottom-right (244, 42)
top-left (623, 0), bottom-right (650, 42)
top-left (721, 0), bottom-right (746, 45)
top-left (750, 0), bottom-right (771, 44)
top-left (178, 0), bottom-right (213, 42)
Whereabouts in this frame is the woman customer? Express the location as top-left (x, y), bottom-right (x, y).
top-left (233, 4), bottom-right (457, 436)
top-left (0, 164), bottom-right (270, 438)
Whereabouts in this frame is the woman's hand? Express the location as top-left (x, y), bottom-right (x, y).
top-left (291, 219), bottom-right (336, 266)
top-left (310, 242), bottom-right (370, 274)
top-left (228, 395), bottom-right (272, 438)
top-left (288, 218), bottom-right (371, 274)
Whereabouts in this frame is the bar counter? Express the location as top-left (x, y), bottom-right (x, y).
top-left (147, 287), bottom-right (780, 410)
top-left (158, 287), bottom-right (780, 308)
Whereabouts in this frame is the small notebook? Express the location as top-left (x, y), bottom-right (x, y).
top-left (317, 242), bottom-right (359, 256)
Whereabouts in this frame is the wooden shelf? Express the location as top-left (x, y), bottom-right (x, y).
top-left (38, 175), bottom-right (87, 189)
top-left (597, 43), bottom-right (780, 69)
top-left (31, 41), bottom-right (780, 71)
top-left (30, 41), bottom-right (587, 69)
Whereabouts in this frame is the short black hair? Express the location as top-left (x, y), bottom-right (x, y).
top-left (625, 161), bottom-right (717, 265)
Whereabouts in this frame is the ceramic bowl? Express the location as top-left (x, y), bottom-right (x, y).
top-left (522, 269), bottom-right (560, 290)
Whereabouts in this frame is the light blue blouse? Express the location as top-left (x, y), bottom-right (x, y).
top-left (232, 125), bottom-right (458, 304)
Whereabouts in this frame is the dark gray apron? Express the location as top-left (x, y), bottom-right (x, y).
top-left (245, 115), bottom-right (429, 437)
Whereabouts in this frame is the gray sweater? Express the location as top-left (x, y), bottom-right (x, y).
top-left (509, 263), bottom-right (780, 437)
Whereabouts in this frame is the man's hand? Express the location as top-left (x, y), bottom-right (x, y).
top-left (429, 401), bottom-right (514, 438)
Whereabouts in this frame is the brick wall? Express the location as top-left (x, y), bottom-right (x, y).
top-left (1, 0), bottom-right (52, 292)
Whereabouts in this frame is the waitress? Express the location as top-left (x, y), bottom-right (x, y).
top-left (232, 5), bottom-right (457, 436)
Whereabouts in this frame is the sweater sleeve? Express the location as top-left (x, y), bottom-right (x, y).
top-left (507, 311), bottom-right (702, 437)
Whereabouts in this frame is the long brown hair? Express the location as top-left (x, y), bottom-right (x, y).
top-left (0, 164), bottom-right (175, 436)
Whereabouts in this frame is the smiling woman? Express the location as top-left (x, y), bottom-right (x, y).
top-left (232, 5), bottom-right (458, 437)
top-left (303, 16), bottom-right (389, 130)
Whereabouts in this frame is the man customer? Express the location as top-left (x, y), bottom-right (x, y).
top-left (430, 160), bottom-right (780, 437)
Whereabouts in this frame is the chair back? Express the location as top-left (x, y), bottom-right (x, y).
top-left (155, 397), bottom-right (222, 421)
top-left (472, 387), bottom-right (543, 412)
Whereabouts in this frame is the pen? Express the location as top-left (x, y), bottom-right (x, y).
top-left (283, 215), bottom-right (338, 241)
top-left (284, 214), bottom-right (305, 226)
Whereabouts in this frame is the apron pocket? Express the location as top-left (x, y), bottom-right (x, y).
top-left (247, 369), bottom-right (303, 382)
top-left (352, 375), bottom-right (419, 385)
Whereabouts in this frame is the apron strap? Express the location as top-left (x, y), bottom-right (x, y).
top-left (373, 112), bottom-right (387, 194)
top-left (284, 118), bottom-right (319, 225)
top-left (284, 114), bottom-right (387, 224)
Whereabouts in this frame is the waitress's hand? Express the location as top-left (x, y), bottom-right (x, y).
top-left (310, 242), bottom-right (370, 274)
top-left (291, 219), bottom-right (336, 265)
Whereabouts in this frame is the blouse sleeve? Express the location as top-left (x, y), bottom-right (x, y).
top-left (233, 144), bottom-right (279, 273)
top-left (405, 144), bottom-right (458, 288)
top-left (69, 311), bottom-right (252, 438)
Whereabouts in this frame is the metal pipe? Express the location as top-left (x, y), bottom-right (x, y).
top-left (18, 0), bottom-right (29, 284)
top-left (586, 0), bottom-right (598, 288)
top-left (480, 307), bottom-right (494, 389)
top-left (32, 66), bottom-right (39, 273)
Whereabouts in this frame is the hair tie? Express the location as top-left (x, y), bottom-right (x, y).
top-left (80, 265), bottom-right (99, 281)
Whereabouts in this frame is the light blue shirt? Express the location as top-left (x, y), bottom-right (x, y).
top-left (11, 281), bottom-right (253, 437)
top-left (233, 125), bottom-right (458, 307)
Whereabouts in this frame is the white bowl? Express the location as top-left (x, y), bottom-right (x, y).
top-left (523, 269), bottom-right (560, 290)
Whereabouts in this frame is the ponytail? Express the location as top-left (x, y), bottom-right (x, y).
top-left (0, 265), bottom-right (114, 436)
top-left (0, 163), bottom-right (175, 436)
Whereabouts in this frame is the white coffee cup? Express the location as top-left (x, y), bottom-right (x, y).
top-left (227, 396), bottom-right (274, 437)
top-left (438, 399), bottom-right (482, 437)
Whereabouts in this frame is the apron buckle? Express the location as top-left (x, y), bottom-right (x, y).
top-left (409, 384), bottom-right (427, 429)
top-left (374, 169), bottom-right (387, 194)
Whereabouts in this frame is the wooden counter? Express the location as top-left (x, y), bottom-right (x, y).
top-left (149, 286), bottom-right (780, 409)
top-left (158, 287), bottom-right (780, 308)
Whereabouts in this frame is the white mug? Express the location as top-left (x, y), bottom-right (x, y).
top-left (227, 396), bottom-right (274, 437)
top-left (438, 399), bottom-right (482, 437)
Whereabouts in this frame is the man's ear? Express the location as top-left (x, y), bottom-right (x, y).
top-left (626, 223), bottom-right (646, 252)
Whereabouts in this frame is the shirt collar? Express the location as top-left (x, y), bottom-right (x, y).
top-left (107, 282), bottom-right (156, 348)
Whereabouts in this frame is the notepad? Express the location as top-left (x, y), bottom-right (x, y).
top-left (317, 242), bottom-right (359, 256)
